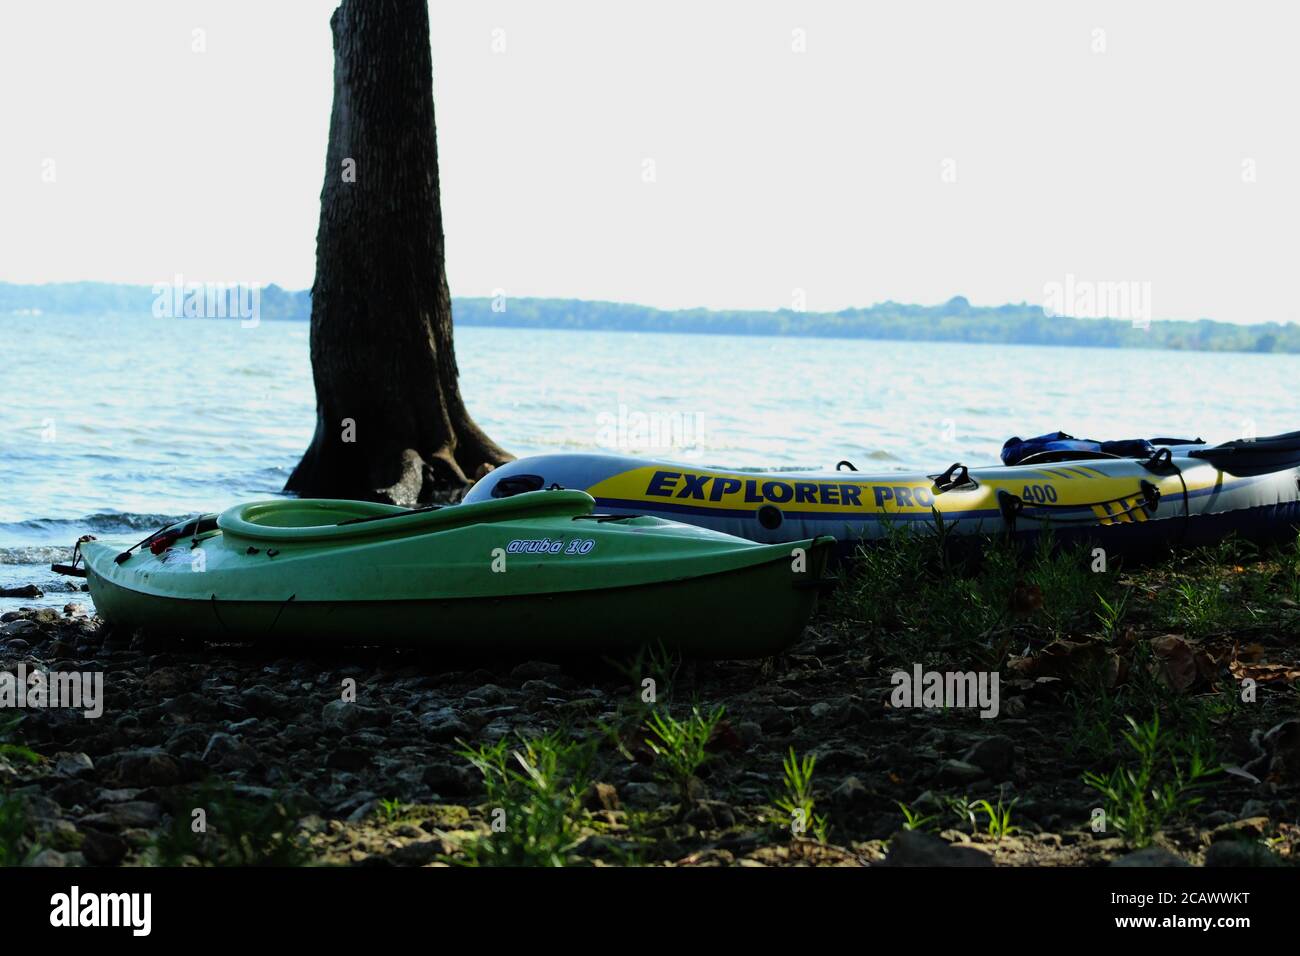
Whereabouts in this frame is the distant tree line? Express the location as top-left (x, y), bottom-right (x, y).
top-left (2, 283), bottom-right (1295, 354)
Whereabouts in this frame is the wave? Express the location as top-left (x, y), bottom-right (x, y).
top-left (0, 511), bottom-right (191, 569)
top-left (0, 545), bottom-right (80, 566)
top-left (0, 511), bottom-right (188, 537)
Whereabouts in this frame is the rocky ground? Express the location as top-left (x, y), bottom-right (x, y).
top-left (1, 534), bottom-right (1298, 867)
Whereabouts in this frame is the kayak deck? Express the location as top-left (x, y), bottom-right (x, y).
top-left (75, 490), bottom-right (835, 658)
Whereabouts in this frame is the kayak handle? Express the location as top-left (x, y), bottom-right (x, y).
top-left (53, 534), bottom-right (95, 578)
top-left (930, 463), bottom-right (978, 493)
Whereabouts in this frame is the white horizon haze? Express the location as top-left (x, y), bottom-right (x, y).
top-left (1, 0), bottom-right (1297, 324)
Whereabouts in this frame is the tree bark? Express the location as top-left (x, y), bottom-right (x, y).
top-left (285, 0), bottom-right (510, 505)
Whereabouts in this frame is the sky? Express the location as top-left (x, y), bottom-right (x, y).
top-left (2, 0), bottom-right (1297, 323)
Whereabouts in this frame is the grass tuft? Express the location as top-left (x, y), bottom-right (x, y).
top-left (769, 748), bottom-right (828, 843)
top-left (457, 731), bottom-right (595, 867)
top-left (1083, 713), bottom-right (1221, 847)
top-left (644, 704), bottom-right (725, 806)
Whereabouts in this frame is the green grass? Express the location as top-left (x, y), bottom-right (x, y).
top-left (644, 704), bottom-right (725, 806)
top-left (945, 794), bottom-right (978, 832)
top-left (1282, 538), bottom-right (1300, 603)
top-left (0, 715), bottom-right (40, 767)
top-left (376, 798), bottom-right (407, 825)
top-left (897, 801), bottom-right (939, 833)
top-left (973, 798), bottom-right (1019, 840)
top-left (607, 640), bottom-right (681, 709)
top-left (153, 781), bottom-right (307, 866)
top-left (1023, 531), bottom-right (1111, 636)
top-left (1066, 680), bottom-right (1127, 762)
top-left (769, 748), bottom-right (828, 843)
top-left (1083, 713), bottom-right (1222, 847)
top-left (457, 730), bottom-right (596, 867)
top-left (838, 523), bottom-right (1127, 669)
top-left (1094, 589), bottom-right (1130, 640)
top-left (1171, 578), bottom-right (1229, 634)
top-left (0, 793), bottom-right (31, 866)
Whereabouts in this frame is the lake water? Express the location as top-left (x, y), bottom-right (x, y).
top-left (4, 312), bottom-right (1298, 611)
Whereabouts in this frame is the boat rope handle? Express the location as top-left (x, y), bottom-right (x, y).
top-left (930, 463), bottom-right (977, 493)
top-left (52, 534), bottom-right (95, 578)
top-left (836, 460), bottom-right (857, 472)
top-left (998, 480), bottom-right (1162, 529)
top-left (1140, 448), bottom-right (1191, 542)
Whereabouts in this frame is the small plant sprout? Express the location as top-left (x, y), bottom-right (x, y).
top-left (973, 798), bottom-right (1019, 839)
top-left (771, 749), bottom-right (828, 843)
top-left (644, 705), bottom-right (725, 805)
top-left (944, 795), bottom-right (978, 832)
top-left (377, 798), bottom-right (405, 824)
top-left (897, 802), bottom-right (938, 833)
top-left (1094, 589), bottom-right (1129, 639)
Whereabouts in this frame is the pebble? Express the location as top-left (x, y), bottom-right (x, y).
top-left (321, 699), bottom-right (384, 733)
top-left (386, 839), bottom-right (450, 866)
top-left (81, 828), bottom-right (129, 865)
top-left (963, 735), bottom-right (1016, 776)
top-left (937, 759), bottom-right (986, 784)
top-left (201, 733), bottom-right (258, 769)
top-left (884, 830), bottom-right (994, 867)
top-left (1209, 816), bottom-right (1269, 842)
top-left (1204, 840), bottom-right (1284, 867)
top-left (830, 776), bottom-right (872, 810)
top-left (622, 782), bottom-right (663, 808)
top-left (465, 684), bottom-right (508, 705)
top-left (418, 707), bottom-right (469, 741)
top-left (583, 782), bottom-right (621, 813)
top-left (0, 585), bottom-right (43, 599)
top-left (53, 752), bottom-right (95, 778)
top-left (80, 801), bottom-right (162, 829)
top-left (107, 748), bottom-right (183, 787)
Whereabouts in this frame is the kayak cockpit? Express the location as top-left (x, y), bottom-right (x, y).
top-left (216, 490), bottom-right (598, 543)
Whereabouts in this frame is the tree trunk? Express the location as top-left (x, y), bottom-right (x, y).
top-left (285, 0), bottom-right (511, 505)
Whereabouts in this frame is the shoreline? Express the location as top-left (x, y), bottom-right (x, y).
top-left (1, 533), bottom-right (1297, 868)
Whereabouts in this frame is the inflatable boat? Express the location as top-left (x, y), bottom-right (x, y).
top-left (60, 490), bottom-right (833, 657)
top-left (463, 432), bottom-right (1300, 556)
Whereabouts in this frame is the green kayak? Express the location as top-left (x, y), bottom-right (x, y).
top-left (70, 490), bottom-right (833, 658)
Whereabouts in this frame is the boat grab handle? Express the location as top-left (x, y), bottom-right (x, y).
top-left (52, 534), bottom-right (96, 578)
top-left (930, 463), bottom-right (978, 493)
